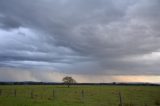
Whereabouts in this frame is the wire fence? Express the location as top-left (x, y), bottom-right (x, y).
top-left (0, 88), bottom-right (159, 106)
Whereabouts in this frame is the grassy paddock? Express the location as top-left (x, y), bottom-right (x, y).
top-left (0, 85), bottom-right (159, 106)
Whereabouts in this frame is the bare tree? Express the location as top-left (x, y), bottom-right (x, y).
top-left (62, 76), bottom-right (76, 88)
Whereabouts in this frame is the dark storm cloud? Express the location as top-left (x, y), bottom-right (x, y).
top-left (0, 0), bottom-right (160, 76)
top-left (0, 16), bottom-right (22, 29)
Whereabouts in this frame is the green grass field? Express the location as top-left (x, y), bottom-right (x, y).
top-left (0, 85), bottom-right (159, 106)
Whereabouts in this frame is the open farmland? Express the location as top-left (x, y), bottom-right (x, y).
top-left (0, 85), bottom-right (159, 106)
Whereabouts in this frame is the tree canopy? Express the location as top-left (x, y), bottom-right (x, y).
top-left (62, 76), bottom-right (76, 87)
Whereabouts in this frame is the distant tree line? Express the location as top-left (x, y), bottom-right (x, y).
top-left (0, 81), bottom-right (159, 86)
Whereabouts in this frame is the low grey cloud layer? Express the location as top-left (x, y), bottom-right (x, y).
top-left (0, 0), bottom-right (160, 82)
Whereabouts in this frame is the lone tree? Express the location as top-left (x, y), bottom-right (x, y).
top-left (62, 76), bottom-right (76, 88)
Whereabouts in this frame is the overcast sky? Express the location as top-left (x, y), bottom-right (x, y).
top-left (0, 0), bottom-right (160, 82)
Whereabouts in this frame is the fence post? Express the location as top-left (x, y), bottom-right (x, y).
top-left (119, 92), bottom-right (123, 106)
top-left (53, 89), bottom-right (55, 98)
top-left (81, 89), bottom-right (84, 103)
top-left (14, 89), bottom-right (16, 97)
top-left (31, 89), bottom-right (34, 99)
top-left (0, 89), bottom-right (1, 96)
top-left (81, 89), bottom-right (84, 98)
